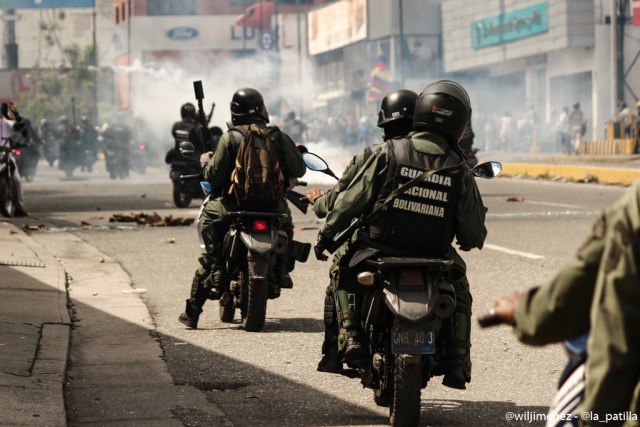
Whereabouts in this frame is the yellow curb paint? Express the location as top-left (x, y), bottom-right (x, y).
top-left (502, 163), bottom-right (640, 186)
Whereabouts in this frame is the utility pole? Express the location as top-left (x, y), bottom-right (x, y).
top-left (92, 6), bottom-right (98, 123)
top-left (611, 0), bottom-right (618, 118)
top-left (616, 0), bottom-right (626, 104)
top-left (3, 9), bottom-right (18, 69)
top-left (398, 0), bottom-right (405, 87)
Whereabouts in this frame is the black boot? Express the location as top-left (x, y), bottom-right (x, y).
top-left (317, 289), bottom-right (341, 373)
top-left (275, 255), bottom-right (293, 289)
top-left (342, 331), bottom-right (369, 370)
top-left (178, 299), bottom-right (202, 329)
top-left (442, 358), bottom-right (468, 390)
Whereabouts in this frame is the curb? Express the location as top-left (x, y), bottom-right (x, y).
top-left (501, 162), bottom-right (640, 186)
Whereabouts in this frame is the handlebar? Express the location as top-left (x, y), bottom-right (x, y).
top-left (179, 174), bottom-right (201, 180)
top-left (477, 311), bottom-right (506, 328)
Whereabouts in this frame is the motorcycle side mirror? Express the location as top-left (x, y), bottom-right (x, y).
top-left (179, 141), bottom-right (195, 157)
top-left (472, 161), bottom-right (502, 178)
top-left (302, 152), bottom-right (339, 180)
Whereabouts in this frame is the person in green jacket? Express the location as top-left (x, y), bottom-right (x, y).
top-left (309, 89), bottom-right (417, 374)
top-left (312, 81), bottom-right (487, 389)
top-left (492, 180), bottom-right (640, 425)
top-left (178, 88), bottom-right (306, 329)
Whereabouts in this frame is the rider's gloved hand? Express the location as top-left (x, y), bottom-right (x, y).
top-left (200, 151), bottom-right (213, 168)
top-left (314, 230), bottom-right (333, 261)
top-left (306, 188), bottom-right (325, 204)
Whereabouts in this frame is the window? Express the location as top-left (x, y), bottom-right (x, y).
top-left (147, 0), bottom-right (196, 16)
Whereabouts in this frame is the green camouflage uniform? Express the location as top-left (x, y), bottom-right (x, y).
top-left (513, 180), bottom-right (640, 425)
top-left (187, 122), bottom-right (306, 306)
top-left (316, 132), bottom-right (487, 378)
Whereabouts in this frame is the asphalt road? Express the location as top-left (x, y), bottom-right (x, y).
top-left (20, 159), bottom-right (626, 426)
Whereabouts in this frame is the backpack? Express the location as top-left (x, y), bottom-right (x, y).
top-left (228, 124), bottom-right (285, 210)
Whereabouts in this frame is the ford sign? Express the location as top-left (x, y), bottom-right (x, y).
top-left (166, 27), bottom-right (199, 40)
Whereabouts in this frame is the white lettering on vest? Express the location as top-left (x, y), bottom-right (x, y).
top-left (403, 185), bottom-right (449, 202)
top-left (392, 198), bottom-right (445, 217)
top-left (399, 166), bottom-right (452, 187)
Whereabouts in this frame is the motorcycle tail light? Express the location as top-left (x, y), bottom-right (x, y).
top-left (398, 269), bottom-right (423, 288)
top-left (12, 149), bottom-right (21, 156)
top-left (252, 219), bottom-right (269, 232)
top-left (138, 144), bottom-right (146, 151)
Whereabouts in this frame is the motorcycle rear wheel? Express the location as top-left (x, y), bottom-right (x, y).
top-left (242, 277), bottom-right (268, 332)
top-left (390, 354), bottom-right (422, 427)
top-left (173, 185), bottom-right (192, 208)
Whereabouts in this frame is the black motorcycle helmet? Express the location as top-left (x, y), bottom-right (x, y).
top-left (377, 89), bottom-right (418, 139)
top-left (230, 88), bottom-right (269, 125)
top-left (412, 80), bottom-right (471, 143)
top-left (180, 102), bottom-right (196, 120)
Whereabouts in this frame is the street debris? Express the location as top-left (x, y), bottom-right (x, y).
top-left (507, 196), bottom-right (525, 202)
top-left (109, 212), bottom-right (195, 227)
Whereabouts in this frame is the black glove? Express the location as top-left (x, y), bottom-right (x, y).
top-left (314, 231), bottom-right (333, 261)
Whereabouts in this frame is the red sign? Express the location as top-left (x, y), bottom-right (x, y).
top-left (633, 0), bottom-right (640, 26)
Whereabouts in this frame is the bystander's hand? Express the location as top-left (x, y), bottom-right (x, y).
top-left (492, 291), bottom-right (524, 325)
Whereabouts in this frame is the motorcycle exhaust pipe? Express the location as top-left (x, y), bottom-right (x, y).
top-left (434, 294), bottom-right (455, 318)
top-left (274, 230), bottom-right (288, 254)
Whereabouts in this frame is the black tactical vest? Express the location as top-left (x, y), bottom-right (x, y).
top-left (368, 137), bottom-right (462, 255)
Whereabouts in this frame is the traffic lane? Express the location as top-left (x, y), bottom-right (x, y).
top-left (81, 225), bottom-right (553, 426)
top-left (477, 178), bottom-right (625, 216)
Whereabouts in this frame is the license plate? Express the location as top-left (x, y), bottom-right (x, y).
top-left (391, 326), bottom-right (435, 354)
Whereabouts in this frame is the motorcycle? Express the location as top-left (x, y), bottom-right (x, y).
top-left (131, 143), bottom-right (148, 175)
top-left (104, 145), bottom-right (130, 179)
top-left (165, 146), bottom-right (204, 208)
top-left (0, 146), bottom-right (16, 217)
top-left (181, 141), bottom-right (311, 332)
top-left (306, 153), bottom-right (502, 426)
top-left (215, 184), bottom-right (311, 332)
top-left (13, 143), bottom-right (40, 182)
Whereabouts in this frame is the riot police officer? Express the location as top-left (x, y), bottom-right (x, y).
top-left (308, 89), bottom-right (419, 372)
top-left (313, 81), bottom-right (487, 389)
top-left (171, 103), bottom-right (205, 155)
top-left (178, 88), bottom-right (306, 329)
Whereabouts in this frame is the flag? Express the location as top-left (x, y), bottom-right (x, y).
top-left (368, 55), bottom-right (394, 101)
top-left (234, 1), bottom-right (274, 31)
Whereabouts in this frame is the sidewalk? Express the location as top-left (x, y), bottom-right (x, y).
top-left (479, 151), bottom-right (640, 185)
top-left (0, 220), bottom-right (230, 426)
top-left (0, 220), bottom-right (70, 426)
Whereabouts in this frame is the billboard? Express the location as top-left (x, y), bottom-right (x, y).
top-left (471, 2), bottom-right (548, 50)
top-left (0, 0), bottom-right (94, 8)
top-left (308, 0), bottom-right (367, 56)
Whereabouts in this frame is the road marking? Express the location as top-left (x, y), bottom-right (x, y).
top-left (484, 243), bottom-right (545, 260)
top-left (526, 200), bottom-right (580, 208)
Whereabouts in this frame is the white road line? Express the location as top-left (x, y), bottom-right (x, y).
top-left (526, 200), bottom-right (580, 208)
top-left (484, 243), bottom-right (545, 260)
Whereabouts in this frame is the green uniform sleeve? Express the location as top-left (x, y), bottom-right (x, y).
top-left (313, 150), bottom-right (370, 218)
top-left (321, 149), bottom-right (387, 236)
top-left (203, 132), bottom-right (232, 188)
top-left (580, 182), bottom-right (640, 417)
top-left (279, 132), bottom-right (306, 179)
top-left (454, 170), bottom-right (487, 249)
